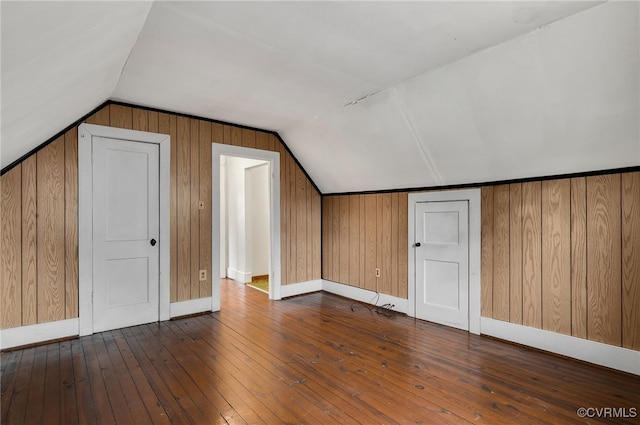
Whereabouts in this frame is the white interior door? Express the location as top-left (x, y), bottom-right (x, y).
top-left (92, 137), bottom-right (160, 333)
top-left (415, 200), bottom-right (469, 330)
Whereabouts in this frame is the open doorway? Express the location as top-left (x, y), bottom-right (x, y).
top-left (221, 156), bottom-right (270, 293)
top-left (212, 144), bottom-right (281, 311)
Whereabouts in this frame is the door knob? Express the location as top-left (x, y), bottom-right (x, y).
top-left (150, 239), bottom-right (157, 246)
top-left (414, 242), bottom-right (421, 247)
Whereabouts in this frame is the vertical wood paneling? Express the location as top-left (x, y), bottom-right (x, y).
top-left (64, 129), bottom-right (78, 319)
top-left (364, 195), bottom-right (377, 292)
top-left (338, 196), bottom-right (349, 284)
top-left (199, 121), bottom-right (212, 298)
top-left (231, 127), bottom-right (241, 146)
top-left (255, 131), bottom-right (268, 151)
top-left (242, 129), bottom-right (256, 149)
top-left (481, 187), bottom-right (494, 317)
top-left (397, 193), bottom-right (408, 299)
top-left (306, 180), bottom-right (314, 280)
top-left (348, 196), bottom-right (360, 288)
top-left (390, 193), bottom-right (399, 296)
top-left (321, 192), bottom-right (406, 297)
top-left (492, 185), bottom-right (510, 321)
top-left (176, 117), bottom-right (191, 301)
top-left (37, 138), bottom-right (65, 323)
top-left (586, 175), bottom-right (621, 346)
top-left (570, 178), bottom-right (587, 338)
top-left (509, 184), bottom-right (522, 324)
top-left (21, 157), bottom-right (37, 326)
top-left (359, 195), bottom-right (366, 287)
top-left (541, 180), bottom-right (571, 335)
top-left (621, 172), bottom-right (640, 350)
top-left (522, 182), bottom-right (542, 329)
top-left (159, 113), bottom-right (177, 302)
top-left (287, 154), bottom-right (297, 284)
top-left (190, 119), bottom-right (200, 298)
top-left (2, 104), bottom-right (324, 330)
top-left (148, 111), bottom-right (159, 133)
top-left (312, 190), bottom-right (321, 280)
top-left (322, 197), bottom-right (332, 281)
top-left (376, 195), bottom-right (384, 293)
top-left (332, 195), bottom-right (341, 281)
top-left (85, 107), bottom-right (110, 126)
top-left (296, 167), bottom-right (307, 281)
top-left (379, 194), bottom-right (393, 295)
top-left (212, 123), bottom-right (224, 144)
top-left (225, 125), bottom-right (234, 147)
top-left (109, 105), bottom-right (132, 129)
top-left (1, 166), bottom-right (22, 328)
top-left (132, 109), bottom-right (148, 132)
top-left (279, 145), bottom-right (289, 285)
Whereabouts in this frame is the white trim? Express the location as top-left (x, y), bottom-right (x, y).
top-left (212, 143), bottom-right (281, 310)
top-left (281, 279), bottom-right (323, 298)
top-left (322, 280), bottom-right (409, 314)
top-left (408, 189), bottom-right (481, 335)
top-left (170, 298), bottom-right (213, 318)
top-left (78, 124), bottom-right (171, 336)
top-left (0, 319), bottom-right (79, 350)
top-left (481, 318), bottom-right (640, 376)
top-left (227, 267), bottom-right (252, 284)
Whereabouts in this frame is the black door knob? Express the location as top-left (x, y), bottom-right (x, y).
top-left (150, 239), bottom-right (157, 247)
top-left (415, 242), bottom-right (421, 247)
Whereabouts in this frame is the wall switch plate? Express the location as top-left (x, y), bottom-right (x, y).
top-left (199, 270), bottom-right (207, 281)
top-left (198, 200), bottom-right (205, 210)
top-left (375, 268), bottom-right (381, 278)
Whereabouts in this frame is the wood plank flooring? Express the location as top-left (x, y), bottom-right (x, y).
top-left (2, 279), bottom-right (639, 424)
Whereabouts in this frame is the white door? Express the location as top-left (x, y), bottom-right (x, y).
top-left (415, 200), bottom-right (469, 330)
top-left (92, 137), bottom-right (160, 333)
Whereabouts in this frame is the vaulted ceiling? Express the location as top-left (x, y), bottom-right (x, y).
top-left (2, 1), bottom-right (638, 193)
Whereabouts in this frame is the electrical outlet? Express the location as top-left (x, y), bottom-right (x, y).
top-left (375, 268), bottom-right (381, 278)
top-left (198, 200), bottom-right (205, 210)
top-left (199, 270), bottom-right (207, 281)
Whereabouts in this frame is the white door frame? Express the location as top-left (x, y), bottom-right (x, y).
top-left (212, 143), bottom-right (281, 309)
top-left (408, 189), bottom-right (481, 335)
top-left (78, 124), bottom-right (171, 336)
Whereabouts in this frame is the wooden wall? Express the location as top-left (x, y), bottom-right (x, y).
top-left (321, 172), bottom-right (639, 352)
top-left (0, 103), bottom-right (321, 329)
top-left (1, 132), bottom-right (78, 328)
top-left (322, 193), bottom-right (408, 298)
top-left (481, 172), bottom-right (640, 350)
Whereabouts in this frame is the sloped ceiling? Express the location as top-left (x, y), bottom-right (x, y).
top-left (2, 1), bottom-right (638, 193)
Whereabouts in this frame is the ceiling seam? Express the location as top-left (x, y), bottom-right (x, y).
top-left (109, 0), bottom-right (156, 99)
top-left (282, 1), bottom-right (610, 135)
top-left (390, 88), bottom-right (443, 186)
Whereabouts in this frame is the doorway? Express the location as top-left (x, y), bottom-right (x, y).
top-left (221, 156), bottom-right (270, 287)
top-left (212, 144), bottom-right (281, 310)
top-left (407, 189), bottom-right (481, 335)
top-left (78, 124), bottom-right (170, 336)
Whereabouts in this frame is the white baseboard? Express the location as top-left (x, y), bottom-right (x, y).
top-left (0, 318), bottom-right (79, 350)
top-left (170, 297), bottom-right (213, 318)
top-left (481, 317), bottom-right (640, 376)
top-left (227, 267), bottom-right (251, 283)
top-left (321, 280), bottom-right (409, 314)
top-left (281, 279), bottom-right (323, 298)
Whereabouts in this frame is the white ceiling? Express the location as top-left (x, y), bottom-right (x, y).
top-left (2, 1), bottom-right (638, 193)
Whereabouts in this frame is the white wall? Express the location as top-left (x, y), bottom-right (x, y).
top-left (224, 155), bottom-right (268, 283)
top-left (248, 163), bottom-right (270, 276)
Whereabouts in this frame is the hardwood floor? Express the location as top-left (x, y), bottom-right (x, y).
top-left (2, 279), bottom-right (639, 424)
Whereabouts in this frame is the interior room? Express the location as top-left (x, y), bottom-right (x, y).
top-left (1, 1), bottom-right (639, 424)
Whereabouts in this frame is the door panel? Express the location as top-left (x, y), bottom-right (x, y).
top-left (92, 137), bottom-right (160, 333)
top-left (415, 200), bottom-right (469, 330)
